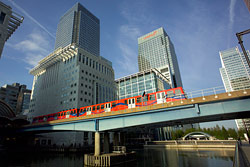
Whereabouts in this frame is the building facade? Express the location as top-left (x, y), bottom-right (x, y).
top-left (138, 27), bottom-right (183, 88)
top-left (0, 83), bottom-right (31, 115)
top-left (28, 44), bottom-right (116, 120)
top-left (219, 47), bottom-right (250, 92)
top-left (219, 46), bottom-right (250, 130)
top-left (54, 3), bottom-right (100, 57)
top-left (115, 68), bottom-right (171, 100)
top-left (0, 1), bottom-right (23, 58)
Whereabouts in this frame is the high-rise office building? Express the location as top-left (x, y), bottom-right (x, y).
top-left (219, 47), bottom-right (250, 92)
top-left (28, 44), bottom-right (116, 120)
top-left (28, 3), bottom-right (116, 121)
top-left (219, 46), bottom-right (250, 130)
top-left (138, 27), bottom-right (183, 88)
top-left (28, 3), bottom-right (115, 147)
top-left (0, 83), bottom-right (31, 115)
top-left (0, 1), bottom-right (23, 59)
top-left (54, 3), bottom-right (100, 57)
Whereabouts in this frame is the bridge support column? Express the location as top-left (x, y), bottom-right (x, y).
top-left (103, 132), bottom-right (110, 153)
top-left (94, 132), bottom-right (101, 156)
top-left (120, 132), bottom-right (125, 146)
top-left (113, 132), bottom-right (119, 146)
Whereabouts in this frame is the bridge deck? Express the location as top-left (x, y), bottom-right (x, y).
top-left (23, 89), bottom-right (250, 132)
top-left (31, 89), bottom-right (250, 125)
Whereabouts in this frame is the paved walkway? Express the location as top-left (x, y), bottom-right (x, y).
top-left (239, 142), bottom-right (250, 167)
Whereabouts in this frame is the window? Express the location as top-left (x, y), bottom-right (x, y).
top-left (149, 94), bottom-right (155, 101)
top-left (175, 89), bottom-right (182, 95)
top-left (82, 55), bottom-right (85, 64)
top-left (167, 91), bottom-right (174, 97)
top-left (124, 100), bottom-right (127, 104)
top-left (101, 105), bottom-right (104, 109)
top-left (97, 105), bottom-right (100, 110)
top-left (93, 106), bottom-right (96, 111)
top-left (137, 97), bottom-right (142, 103)
top-left (143, 96), bottom-right (148, 101)
top-left (112, 102), bottom-right (116, 107)
top-left (0, 12), bottom-right (6, 24)
top-left (79, 54), bottom-right (81, 62)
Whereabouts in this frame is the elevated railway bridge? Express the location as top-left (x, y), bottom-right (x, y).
top-left (20, 87), bottom-right (250, 157)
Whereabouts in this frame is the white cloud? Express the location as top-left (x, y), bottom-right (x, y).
top-left (7, 30), bottom-right (52, 68)
top-left (120, 25), bottom-right (141, 42)
top-left (23, 53), bottom-right (45, 67)
top-left (14, 31), bottom-right (50, 53)
top-left (15, 40), bottom-right (46, 53)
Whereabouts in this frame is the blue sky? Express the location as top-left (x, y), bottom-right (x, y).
top-left (0, 0), bottom-right (249, 128)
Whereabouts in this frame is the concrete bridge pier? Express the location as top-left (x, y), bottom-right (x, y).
top-left (84, 131), bottom-right (136, 166)
top-left (103, 132), bottom-right (110, 153)
top-left (120, 132), bottom-right (125, 146)
top-left (94, 131), bottom-right (101, 156)
top-left (113, 132), bottom-right (119, 146)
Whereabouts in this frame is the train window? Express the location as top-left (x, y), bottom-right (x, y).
top-left (132, 99), bottom-right (135, 103)
top-left (112, 102), bottom-right (116, 107)
top-left (175, 89), bottom-right (181, 95)
top-left (64, 112), bottom-right (66, 116)
top-left (67, 111), bottom-right (70, 115)
top-left (97, 105), bottom-right (100, 110)
top-left (167, 91), bottom-right (174, 97)
top-left (143, 96), bottom-right (148, 101)
top-left (101, 105), bottom-right (104, 109)
top-left (137, 97), bottom-right (142, 103)
top-left (89, 107), bottom-right (92, 111)
top-left (149, 94), bottom-right (155, 100)
top-left (84, 108), bottom-right (86, 112)
top-left (125, 100), bottom-right (127, 104)
top-left (93, 106), bottom-right (96, 111)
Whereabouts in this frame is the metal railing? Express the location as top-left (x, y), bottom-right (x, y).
top-left (146, 140), bottom-right (237, 146)
top-left (233, 141), bottom-right (240, 167)
top-left (185, 86), bottom-right (225, 99)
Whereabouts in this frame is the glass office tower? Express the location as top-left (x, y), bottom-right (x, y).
top-left (219, 46), bottom-right (250, 130)
top-left (138, 27), bottom-right (182, 88)
top-left (219, 47), bottom-right (250, 92)
top-left (115, 68), bottom-right (171, 100)
top-left (55, 3), bottom-right (100, 57)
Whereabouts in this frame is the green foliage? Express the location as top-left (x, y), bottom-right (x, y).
top-left (170, 125), bottom-right (249, 140)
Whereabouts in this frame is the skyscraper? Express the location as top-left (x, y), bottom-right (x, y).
top-left (0, 1), bottom-right (23, 59)
top-left (28, 3), bottom-right (115, 147)
top-left (138, 27), bottom-right (182, 88)
top-left (219, 46), bottom-right (250, 130)
top-left (54, 3), bottom-right (100, 57)
top-left (28, 3), bottom-right (116, 121)
top-left (219, 47), bottom-right (250, 92)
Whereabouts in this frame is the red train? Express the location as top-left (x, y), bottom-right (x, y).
top-left (32, 87), bottom-right (186, 124)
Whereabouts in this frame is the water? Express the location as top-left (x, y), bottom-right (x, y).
top-left (0, 148), bottom-right (234, 167)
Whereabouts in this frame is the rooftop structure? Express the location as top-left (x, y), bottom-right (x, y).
top-left (0, 1), bottom-right (23, 58)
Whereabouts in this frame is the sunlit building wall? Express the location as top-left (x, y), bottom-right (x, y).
top-left (115, 68), bottom-right (171, 100)
top-left (138, 27), bottom-right (183, 88)
top-left (219, 46), bottom-right (250, 130)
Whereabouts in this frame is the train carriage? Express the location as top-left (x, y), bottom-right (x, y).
top-left (32, 87), bottom-right (186, 124)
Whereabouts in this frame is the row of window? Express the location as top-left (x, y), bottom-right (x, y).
top-left (78, 53), bottom-right (112, 77)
